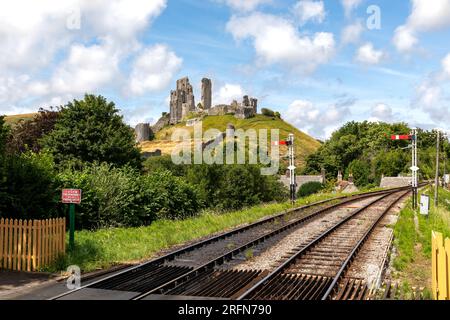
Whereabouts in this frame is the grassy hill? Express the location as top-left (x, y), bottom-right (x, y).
top-left (140, 114), bottom-right (321, 169)
top-left (3, 113), bottom-right (36, 127)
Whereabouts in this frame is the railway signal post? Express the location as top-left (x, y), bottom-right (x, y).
top-left (391, 130), bottom-right (419, 209)
top-left (435, 130), bottom-right (440, 207)
top-left (287, 134), bottom-right (296, 205)
top-left (411, 129), bottom-right (419, 210)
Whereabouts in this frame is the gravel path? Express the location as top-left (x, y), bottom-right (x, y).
top-left (224, 196), bottom-right (383, 271)
top-left (165, 201), bottom-right (338, 268)
top-left (345, 195), bottom-right (408, 284)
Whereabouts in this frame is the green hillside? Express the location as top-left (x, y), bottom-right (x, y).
top-left (141, 114), bottom-right (321, 169)
top-left (3, 113), bottom-right (37, 127)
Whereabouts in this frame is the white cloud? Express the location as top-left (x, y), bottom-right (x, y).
top-left (122, 105), bottom-right (156, 127)
top-left (128, 45), bottom-right (182, 95)
top-left (355, 43), bottom-right (385, 65)
top-left (393, 0), bottom-right (450, 53)
top-left (442, 53), bottom-right (450, 78)
top-left (407, 0), bottom-right (450, 31)
top-left (341, 21), bottom-right (364, 44)
top-left (371, 103), bottom-right (393, 122)
top-left (51, 43), bottom-right (120, 95)
top-left (392, 25), bottom-right (418, 53)
top-left (341, 0), bottom-right (363, 17)
top-left (0, 0), bottom-right (167, 73)
top-left (221, 0), bottom-right (271, 12)
top-left (284, 99), bottom-right (350, 139)
top-left (214, 84), bottom-right (244, 105)
top-left (293, 0), bottom-right (325, 25)
top-left (412, 52), bottom-right (450, 124)
top-left (226, 12), bottom-right (335, 73)
top-left (0, 0), bottom-right (178, 116)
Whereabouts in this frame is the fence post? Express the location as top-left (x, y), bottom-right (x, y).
top-left (0, 218), bottom-right (4, 269)
top-left (445, 238), bottom-right (450, 300)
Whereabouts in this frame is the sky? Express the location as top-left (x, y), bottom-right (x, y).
top-left (0, 0), bottom-right (449, 140)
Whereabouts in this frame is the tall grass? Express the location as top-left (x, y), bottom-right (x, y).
top-left (393, 186), bottom-right (450, 294)
top-left (50, 192), bottom-right (346, 273)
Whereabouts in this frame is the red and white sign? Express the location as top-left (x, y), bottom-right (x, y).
top-left (391, 135), bottom-right (411, 140)
top-left (272, 140), bottom-right (288, 146)
top-left (62, 189), bottom-right (82, 204)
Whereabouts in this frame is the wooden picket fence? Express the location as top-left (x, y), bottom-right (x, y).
top-left (0, 218), bottom-right (66, 272)
top-left (432, 231), bottom-right (450, 300)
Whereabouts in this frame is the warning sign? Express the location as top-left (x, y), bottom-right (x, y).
top-left (62, 189), bottom-right (82, 204)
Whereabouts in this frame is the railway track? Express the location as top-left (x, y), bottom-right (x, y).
top-left (53, 187), bottom-right (414, 300)
top-left (236, 190), bottom-right (410, 300)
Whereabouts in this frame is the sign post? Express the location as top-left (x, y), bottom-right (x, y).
top-left (62, 189), bottom-right (82, 251)
top-left (287, 134), bottom-right (296, 205)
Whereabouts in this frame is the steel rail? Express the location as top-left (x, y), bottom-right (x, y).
top-left (50, 190), bottom-right (354, 299)
top-left (236, 190), bottom-right (406, 300)
top-left (320, 189), bottom-right (410, 300)
top-left (133, 188), bottom-right (407, 300)
top-left (51, 187), bottom-right (408, 300)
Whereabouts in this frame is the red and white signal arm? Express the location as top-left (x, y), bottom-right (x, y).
top-left (62, 189), bottom-right (82, 204)
top-left (272, 140), bottom-right (292, 146)
top-left (391, 135), bottom-right (412, 140)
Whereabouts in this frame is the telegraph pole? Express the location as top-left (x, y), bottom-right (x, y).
top-left (288, 134), bottom-right (296, 205)
top-left (435, 130), bottom-right (440, 207)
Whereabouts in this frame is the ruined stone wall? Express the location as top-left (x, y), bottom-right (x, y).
top-left (170, 77), bottom-right (195, 124)
top-left (135, 123), bottom-right (151, 142)
top-left (201, 78), bottom-right (212, 110)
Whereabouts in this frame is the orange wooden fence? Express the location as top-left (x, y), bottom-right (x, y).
top-left (0, 218), bottom-right (66, 272)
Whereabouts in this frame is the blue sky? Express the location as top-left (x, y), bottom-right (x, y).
top-left (1, 0), bottom-right (449, 139)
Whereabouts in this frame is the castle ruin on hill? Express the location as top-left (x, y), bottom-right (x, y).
top-left (168, 76), bottom-right (257, 124)
top-left (135, 76), bottom-right (259, 142)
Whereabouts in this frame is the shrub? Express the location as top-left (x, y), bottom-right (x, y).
top-left (186, 164), bottom-right (287, 211)
top-left (261, 108), bottom-right (275, 117)
top-left (42, 94), bottom-right (141, 169)
top-left (57, 164), bottom-right (203, 229)
top-left (142, 170), bottom-right (204, 220)
top-left (143, 155), bottom-right (187, 177)
top-left (297, 182), bottom-right (324, 198)
top-left (7, 108), bottom-right (59, 154)
top-left (0, 151), bottom-right (59, 219)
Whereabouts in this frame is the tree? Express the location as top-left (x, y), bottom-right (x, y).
top-left (42, 94), bottom-right (141, 169)
top-left (7, 108), bottom-right (59, 154)
top-left (261, 108), bottom-right (275, 117)
top-left (0, 116), bottom-right (9, 155)
top-left (348, 159), bottom-right (370, 187)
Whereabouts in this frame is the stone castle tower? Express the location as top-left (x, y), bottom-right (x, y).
top-left (201, 78), bottom-right (212, 110)
top-left (170, 77), bottom-right (195, 124)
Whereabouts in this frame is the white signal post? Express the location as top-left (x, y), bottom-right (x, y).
top-left (288, 134), bottom-right (296, 205)
top-left (411, 128), bottom-right (419, 210)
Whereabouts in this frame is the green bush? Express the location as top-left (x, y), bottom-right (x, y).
top-left (57, 164), bottom-right (203, 229)
top-left (142, 170), bottom-right (204, 220)
top-left (0, 151), bottom-right (59, 219)
top-left (143, 155), bottom-right (187, 177)
top-left (261, 108), bottom-right (275, 117)
top-left (186, 164), bottom-right (287, 211)
top-left (297, 182), bottom-right (324, 198)
top-left (42, 94), bottom-right (141, 169)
